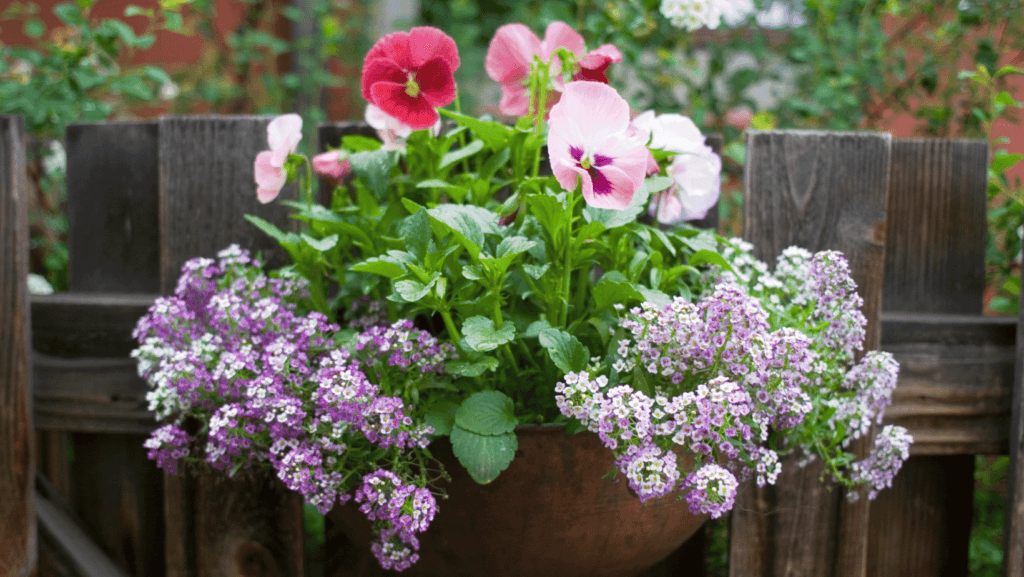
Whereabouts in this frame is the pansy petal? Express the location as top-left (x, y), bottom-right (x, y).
top-left (371, 82), bottom-right (440, 130)
top-left (552, 82), bottom-right (631, 142)
top-left (267, 114), bottom-right (302, 167)
top-left (255, 151), bottom-right (287, 203)
top-left (408, 26), bottom-right (460, 71)
top-left (671, 148), bottom-right (722, 220)
top-left (553, 157), bottom-right (584, 194)
top-left (579, 44), bottom-right (622, 69)
top-left (540, 21), bottom-right (585, 60)
top-left (417, 58), bottom-right (457, 107)
top-left (582, 164), bottom-right (637, 210)
top-left (498, 86), bottom-right (531, 116)
top-left (312, 151), bottom-right (352, 180)
top-left (486, 24), bottom-right (539, 84)
top-left (365, 31), bottom-right (412, 74)
top-left (652, 190), bottom-right (685, 224)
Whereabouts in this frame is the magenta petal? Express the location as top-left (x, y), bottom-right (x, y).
top-left (486, 24), bottom-right (540, 85)
top-left (362, 58), bottom-right (408, 104)
top-left (371, 82), bottom-right (439, 130)
top-left (408, 26), bottom-right (460, 71)
top-left (312, 151), bottom-right (351, 180)
top-left (254, 151), bottom-right (286, 204)
top-left (417, 58), bottom-right (456, 107)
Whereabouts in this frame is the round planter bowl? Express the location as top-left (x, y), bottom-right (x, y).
top-left (328, 424), bottom-right (707, 577)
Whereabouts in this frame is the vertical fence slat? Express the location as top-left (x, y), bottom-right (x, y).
top-left (0, 115), bottom-right (36, 576)
top-left (869, 138), bottom-right (987, 576)
top-left (158, 115), bottom-right (299, 295)
top-left (66, 122), bottom-right (161, 293)
top-left (731, 129), bottom-right (892, 577)
top-left (160, 115), bottom-right (304, 577)
top-left (1007, 276), bottom-right (1024, 576)
top-left (59, 121), bottom-right (166, 577)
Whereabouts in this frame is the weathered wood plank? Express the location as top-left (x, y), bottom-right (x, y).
top-left (0, 114), bottom-right (36, 576)
top-left (160, 115), bottom-right (305, 577)
top-left (159, 115), bottom-right (299, 295)
top-left (66, 122), bottom-right (161, 293)
top-left (867, 138), bottom-right (988, 577)
top-left (36, 489), bottom-right (132, 577)
top-left (31, 293), bottom-right (157, 358)
top-left (1005, 287), bottom-right (1024, 576)
top-left (882, 138), bottom-right (988, 314)
top-left (732, 129), bottom-right (892, 577)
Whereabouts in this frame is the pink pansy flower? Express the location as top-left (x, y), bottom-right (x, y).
top-left (365, 104), bottom-right (441, 151)
top-left (312, 150), bottom-right (351, 180)
top-left (254, 113), bottom-right (302, 204)
top-left (631, 110), bottom-right (721, 224)
top-left (486, 22), bottom-right (620, 117)
top-left (361, 27), bottom-right (460, 130)
top-left (548, 81), bottom-right (648, 210)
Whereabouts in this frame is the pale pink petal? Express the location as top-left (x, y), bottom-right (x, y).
top-left (267, 114), bottom-right (303, 168)
top-left (578, 44), bottom-right (622, 69)
top-left (646, 150), bottom-right (660, 176)
top-left (312, 151), bottom-right (351, 180)
top-left (499, 86), bottom-right (531, 116)
top-left (582, 164), bottom-right (638, 210)
top-left (365, 105), bottom-right (413, 150)
top-left (669, 147), bottom-right (722, 220)
top-left (255, 150), bottom-right (287, 203)
top-left (485, 24), bottom-right (540, 85)
top-left (652, 190), bottom-right (684, 224)
top-left (651, 113), bottom-right (704, 153)
top-left (553, 157), bottom-right (583, 194)
top-left (540, 22), bottom-right (585, 60)
top-left (551, 82), bottom-right (631, 143)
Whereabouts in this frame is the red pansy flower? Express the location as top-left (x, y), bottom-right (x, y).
top-left (361, 27), bottom-right (460, 130)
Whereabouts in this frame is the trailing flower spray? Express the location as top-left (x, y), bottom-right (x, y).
top-left (135, 17), bottom-right (911, 572)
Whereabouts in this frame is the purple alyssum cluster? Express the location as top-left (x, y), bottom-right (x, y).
top-left (555, 245), bottom-right (909, 516)
top-left (133, 246), bottom-right (451, 571)
top-left (354, 469), bottom-right (439, 571)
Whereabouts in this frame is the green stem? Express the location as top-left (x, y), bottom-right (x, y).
top-left (453, 88), bottom-right (472, 176)
top-left (440, 309), bottom-right (461, 343)
top-left (532, 61), bottom-right (551, 179)
top-left (560, 188), bottom-right (577, 328)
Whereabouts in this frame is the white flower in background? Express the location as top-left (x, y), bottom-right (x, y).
top-left (365, 104), bottom-right (442, 151)
top-left (632, 111), bottom-right (721, 224)
top-left (660, 0), bottom-right (722, 31)
top-left (42, 140), bottom-right (66, 175)
top-left (160, 80), bottom-right (180, 101)
top-left (27, 274), bottom-right (54, 295)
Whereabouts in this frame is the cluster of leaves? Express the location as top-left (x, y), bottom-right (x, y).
top-left (253, 112), bottom-right (728, 483)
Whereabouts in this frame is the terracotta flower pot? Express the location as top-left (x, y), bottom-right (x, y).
top-left (328, 424), bottom-right (707, 577)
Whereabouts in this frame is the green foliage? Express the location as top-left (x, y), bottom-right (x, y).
top-left (970, 455), bottom-right (1008, 576)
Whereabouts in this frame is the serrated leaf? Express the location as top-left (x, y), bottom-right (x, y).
top-left (427, 205), bottom-right (498, 259)
top-left (455, 390), bottom-right (517, 435)
top-left (446, 357), bottom-right (500, 377)
top-left (424, 400), bottom-right (460, 436)
top-left (635, 285), bottom-right (671, 307)
top-left (349, 149), bottom-right (394, 199)
top-left (538, 329), bottom-right (589, 374)
top-left (463, 316), bottom-right (515, 352)
top-left (450, 425), bottom-right (517, 484)
top-left (400, 209), bottom-right (431, 260)
top-left (301, 233), bottom-right (338, 252)
top-left (522, 263), bottom-right (550, 279)
top-left (438, 109), bottom-right (514, 150)
top-left (394, 278), bottom-right (434, 302)
top-left (593, 278), bottom-right (645, 311)
top-left (523, 319), bottom-right (552, 338)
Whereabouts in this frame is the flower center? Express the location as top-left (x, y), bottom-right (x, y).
top-left (405, 74), bottom-right (420, 98)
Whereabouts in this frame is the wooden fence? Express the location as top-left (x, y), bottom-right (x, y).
top-left (1, 113), bottom-right (1022, 577)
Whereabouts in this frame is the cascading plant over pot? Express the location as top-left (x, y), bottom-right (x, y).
top-left (132, 10), bottom-right (912, 573)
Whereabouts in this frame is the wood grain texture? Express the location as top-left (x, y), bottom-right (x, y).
top-left (31, 292), bottom-right (157, 358)
top-left (882, 138), bottom-right (988, 315)
top-left (1005, 289), bottom-right (1024, 577)
top-left (36, 489), bottom-right (132, 577)
top-left (0, 114), bottom-right (36, 577)
top-left (158, 115), bottom-right (299, 295)
top-left (166, 467), bottom-right (304, 577)
top-left (867, 138), bottom-right (988, 577)
top-left (66, 122), bottom-right (161, 293)
top-left (732, 130), bottom-right (892, 577)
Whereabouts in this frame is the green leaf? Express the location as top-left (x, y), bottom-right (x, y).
top-left (438, 109), bottom-right (514, 151)
top-left (400, 209), bottom-right (431, 260)
top-left (23, 19), bottom-right (44, 39)
top-left (450, 425), bottom-right (517, 484)
top-left (440, 139), bottom-right (485, 169)
top-left (351, 256), bottom-right (406, 279)
top-left (446, 357), bottom-right (500, 377)
top-left (455, 390), bottom-right (518, 435)
top-left (522, 263), bottom-right (550, 279)
top-left (341, 135), bottom-right (382, 152)
top-left (245, 214), bottom-right (298, 246)
top-left (394, 278), bottom-right (435, 302)
top-left (426, 204), bottom-right (498, 259)
top-left (416, 178), bottom-right (458, 190)
top-left (348, 149), bottom-right (394, 199)
top-left (54, 3), bottom-right (86, 26)
top-left (424, 400), bottom-right (460, 436)
top-left (593, 277), bottom-right (645, 311)
top-left (991, 152), bottom-right (1022, 175)
top-left (301, 233), bottom-right (337, 252)
top-left (635, 285), bottom-right (671, 307)
top-left (463, 316), bottom-right (516, 352)
top-left (538, 329), bottom-right (589, 374)
top-left (527, 194), bottom-right (569, 239)
top-left (689, 249), bottom-right (734, 272)
top-left (522, 319), bottom-right (552, 338)
top-left (642, 176), bottom-right (675, 194)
